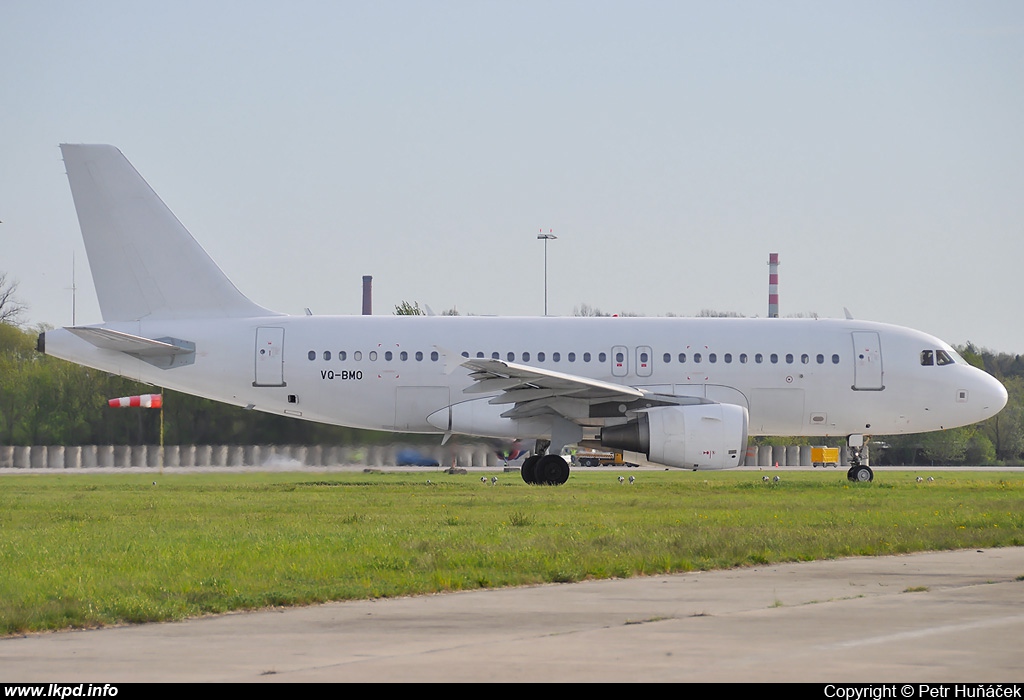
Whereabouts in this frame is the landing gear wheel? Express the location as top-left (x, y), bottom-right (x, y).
top-left (521, 455), bottom-right (540, 485)
top-left (847, 466), bottom-right (874, 482)
top-left (534, 454), bottom-right (570, 485)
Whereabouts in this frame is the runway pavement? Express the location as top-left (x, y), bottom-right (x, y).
top-left (3, 547), bottom-right (1023, 682)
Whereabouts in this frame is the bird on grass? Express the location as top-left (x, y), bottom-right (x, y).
top-left (628, 475), bottom-right (635, 484)
top-left (618, 475), bottom-right (625, 484)
top-left (762, 476), bottom-right (769, 482)
top-left (916, 476), bottom-right (924, 482)
top-left (481, 477), bottom-right (487, 483)
top-left (773, 475), bottom-right (780, 483)
top-left (491, 476), bottom-right (498, 486)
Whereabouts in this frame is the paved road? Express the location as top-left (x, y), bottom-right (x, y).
top-left (3, 547), bottom-right (1023, 682)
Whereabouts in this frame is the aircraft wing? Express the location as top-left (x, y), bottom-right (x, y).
top-left (458, 357), bottom-right (690, 421)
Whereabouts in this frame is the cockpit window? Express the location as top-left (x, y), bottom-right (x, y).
top-left (936, 349), bottom-right (955, 366)
top-left (921, 350), bottom-right (934, 366)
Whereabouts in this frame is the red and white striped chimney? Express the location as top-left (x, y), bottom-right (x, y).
top-left (768, 253), bottom-right (779, 318)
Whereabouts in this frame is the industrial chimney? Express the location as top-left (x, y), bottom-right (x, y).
top-left (768, 253), bottom-right (779, 318)
top-left (362, 275), bottom-right (372, 315)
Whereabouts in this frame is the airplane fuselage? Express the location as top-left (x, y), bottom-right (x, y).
top-left (43, 314), bottom-right (1006, 442)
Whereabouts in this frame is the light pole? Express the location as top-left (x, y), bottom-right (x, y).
top-left (537, 230), bottom-right (557, 316)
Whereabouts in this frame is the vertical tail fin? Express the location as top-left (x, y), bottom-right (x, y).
top-left (60, 144), bottom-right (276, 322)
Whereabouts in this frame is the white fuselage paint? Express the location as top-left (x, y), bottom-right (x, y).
top-left (43, 315), bottom-right (1008, 443)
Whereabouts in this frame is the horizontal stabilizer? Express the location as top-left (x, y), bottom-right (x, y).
top-left (68, 326), bottom-right (195, 370)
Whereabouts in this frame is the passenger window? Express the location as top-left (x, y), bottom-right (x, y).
top-left (324, 351), bottom-right (331, 361)
top-left (755, 354), bottom-right (763, 364)
top-left (492, 352), bottom-right (500, 359)
top-left (770, 354), bottom-right (779, 364)
top-left (461, 351), bottom-right (469, 358)
top-left (921, 350), bottom-right (934, 366)
top-left (816, 354), bottom-right (824, 364)
top-left (400, 351), bottom-right (408, 361)
top-left (936, 350), bottom-right (954, 366)
top-left (415, 351), bottom-right (423, 361)
top-left (724, 353), bottom-right (732, 363)
top-left (568, 352), bottom-right (576, 362)
top-left (739, 353), bottom-right (747, 364)
top-left (583, 352), bottom-right (591, 362)
top-left (801, 354), bottom-right (809, 364)
top-left (354, 351), bottom-right (363, 361)
top-left (385, 351), bottom-right (393, 361)
top-left (615, 352), bottom-right (624, 362)
top-left (639, 352), bottom-right (648, 363)
top-left (694, 353), bottom-right (702, 363)
top-left (708, 353), bottom-right (717, 363)
top-left (832, 354), bottom-right (840, 364)
top-left (663, 353), bottom-right (671, 363)
top-left (369, 351), bottom-right (378, 361)
top-left (599, 352), bottom-right (607, 362)
top-left (339, 351), bottom-right (347, 361)
top-left (678, 353), bottom-right (687, 363)
top-left (476, 351), bottom-right (484, 358)
top-left (538, 352), bottom-right (546, 362)
top-left (507, 352), bottom-right (515, 362)
top-left (553, 352), bottom-right (561, 362)
top-left (430, 351), bottom-right (439, 361)
top-left (785, 353), bottom-right (793, 364)
top-left (523, 352), bottom-right (531, 362)
top-left (307, 350), bottom-right (315, 361)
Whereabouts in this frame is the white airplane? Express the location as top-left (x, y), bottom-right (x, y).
top-left (39, 145), bottom-right (1008, 484)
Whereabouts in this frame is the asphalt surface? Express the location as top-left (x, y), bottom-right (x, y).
top-left (3, 547), bottom-right (1023, 682)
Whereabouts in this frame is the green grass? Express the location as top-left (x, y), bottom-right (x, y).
top-left (1, 469), bottom-right (1022, 635)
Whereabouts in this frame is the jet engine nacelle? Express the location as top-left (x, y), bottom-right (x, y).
top-left (600, 403), bottom-right (749, 470)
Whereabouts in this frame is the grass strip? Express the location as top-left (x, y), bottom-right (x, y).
top-left (1, 469), bottom-right (1021, 634)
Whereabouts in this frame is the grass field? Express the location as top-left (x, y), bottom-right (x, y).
top-left (1, 469), bottom-right (1022, 635)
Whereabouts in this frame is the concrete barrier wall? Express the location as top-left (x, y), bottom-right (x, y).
top-left (45, 446), bottom-right (64, 469)
top-left (0, 443), bottom-right (847, 469)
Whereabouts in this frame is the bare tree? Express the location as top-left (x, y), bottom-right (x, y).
top-left (696, 309), bottom-right (745, 318)
top-left (573, 303), bottom-right (610, 317)
top-left (0, 273), bottom-right (27, 326)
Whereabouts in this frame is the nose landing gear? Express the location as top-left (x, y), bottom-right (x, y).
top-left (846, 434), bottom-right (873, 482)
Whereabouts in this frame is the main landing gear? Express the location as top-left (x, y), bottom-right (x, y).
top-left (846, 434), bottom-right (873, 483)
top-left (520, 454), bottom-right (570, 485)
top-left (520, 439), bottom-right (570, 485)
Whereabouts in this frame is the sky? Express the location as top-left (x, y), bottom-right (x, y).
top-left (3, 1), bottom-right (1023, 352)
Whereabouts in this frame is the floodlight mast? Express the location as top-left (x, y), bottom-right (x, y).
top-left (537, 230), bottom-right (557, 316)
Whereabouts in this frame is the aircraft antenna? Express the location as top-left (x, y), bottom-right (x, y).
top-left (66, 251), bottom-right (78, 325)
top-left (768, 253), bottom-right (779, 318)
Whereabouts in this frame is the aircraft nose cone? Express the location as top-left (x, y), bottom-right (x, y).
top-left (978, 372), bottom-right (1008, 418)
